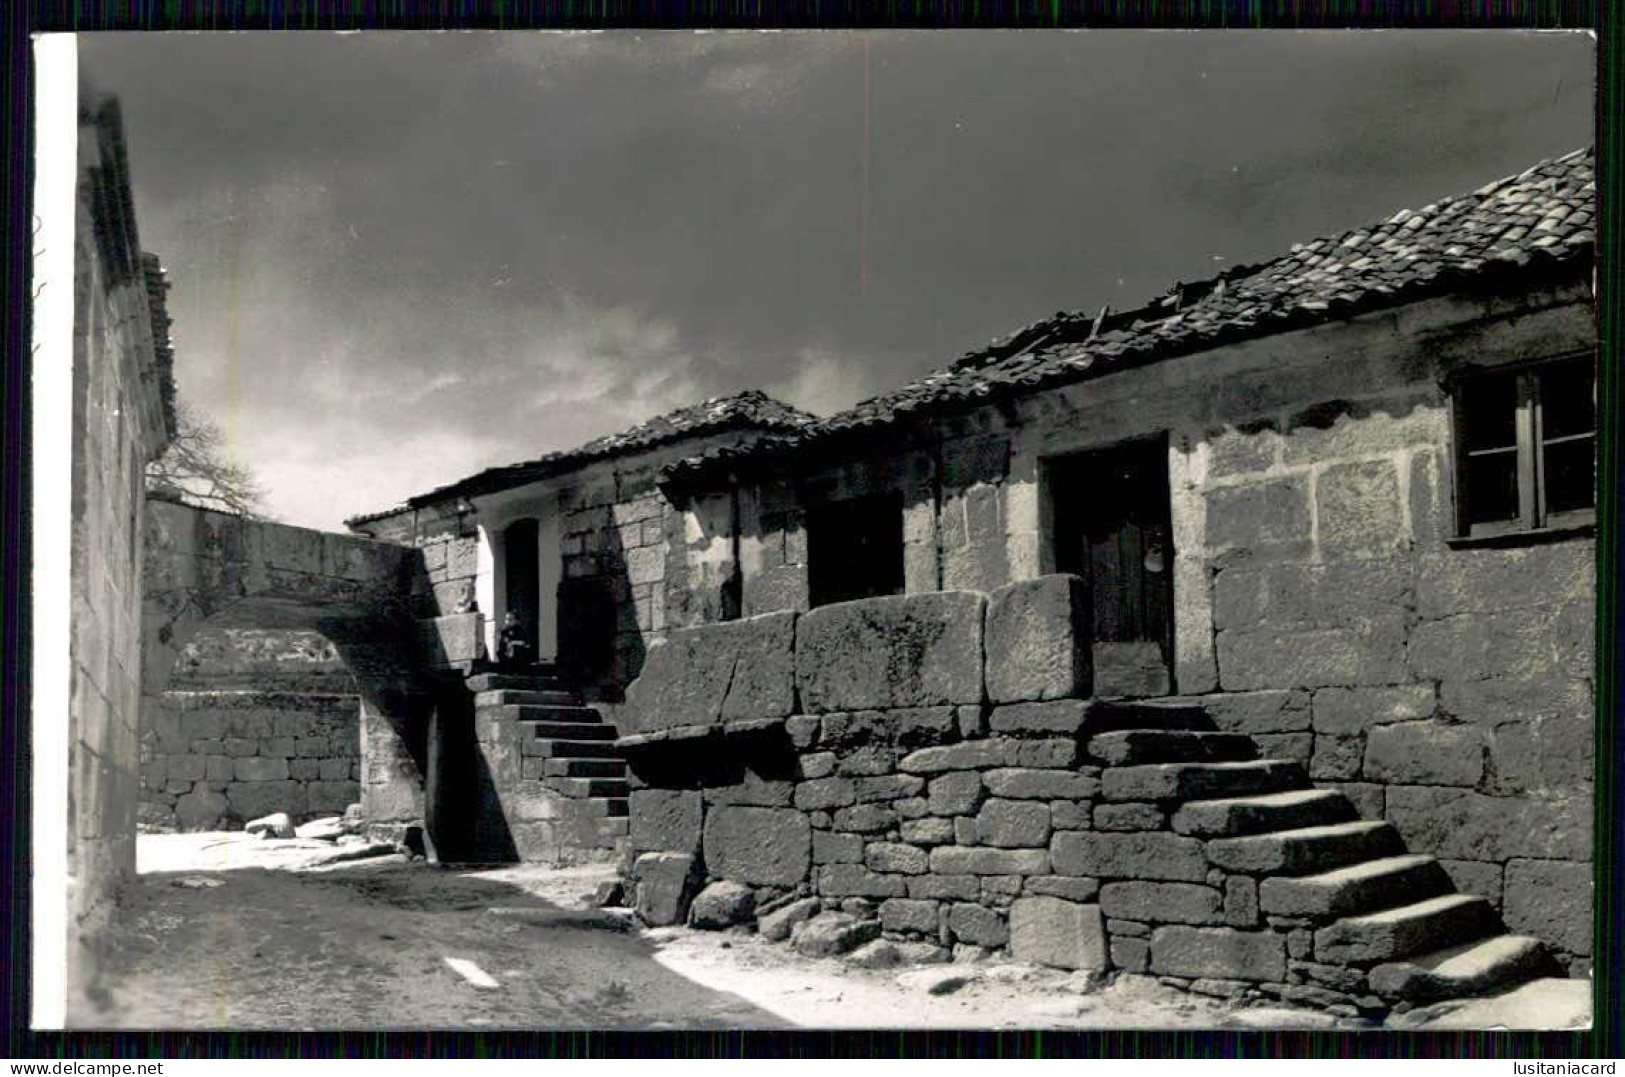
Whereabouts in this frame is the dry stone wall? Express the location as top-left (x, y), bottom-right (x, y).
top-left (140, 627), bottom-right (361, 830)
top-left (619, 579), bottom-right (1589, 1000)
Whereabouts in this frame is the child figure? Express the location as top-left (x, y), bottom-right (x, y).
top-left (497, 611), bottom-right (534, 671)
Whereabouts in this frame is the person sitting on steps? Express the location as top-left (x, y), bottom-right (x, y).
top-left (496, 611), bottom-right (534, 671)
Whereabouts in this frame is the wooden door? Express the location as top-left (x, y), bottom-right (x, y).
top-left (1051, 436), bottom-right (1174, 696)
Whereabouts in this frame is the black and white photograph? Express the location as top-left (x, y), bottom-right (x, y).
top-left (34, 28), bottom-right (1598, 1033)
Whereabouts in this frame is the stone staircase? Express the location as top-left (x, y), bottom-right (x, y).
top-left (467, 666), bottom-right (628, 860)
top-left (1090, 700), bottom-right (1562, 1011)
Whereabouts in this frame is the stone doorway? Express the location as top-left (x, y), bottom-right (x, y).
top-left (1048, 435), bottom-right (1175, 697)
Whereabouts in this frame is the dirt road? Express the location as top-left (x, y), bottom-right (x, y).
top-left (78, 834), bottom-right (1587, 1031)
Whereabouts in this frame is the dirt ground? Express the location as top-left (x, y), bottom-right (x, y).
top-left (79, 833), bottom-right (1589, 1031)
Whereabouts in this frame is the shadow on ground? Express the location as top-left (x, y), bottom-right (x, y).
top-left (82, 859), bottom-right (785, 1030)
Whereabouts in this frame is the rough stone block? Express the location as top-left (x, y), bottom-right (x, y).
top-left (832, 804), bottom-right (895, 833)
top-left (1101, 882), bottom-right (1223, 925)
top-left (1111, 937), bottom-right (1150, 973)
top-left (1310, 735), bottom-right (1365, 781)
top-left (1093, 803), bottom-right (1164, 831)
top-left (881, 897), bottom-right (940, 935)
top-left (759, 896), bottom-right (820, 942)
top-left (1312, 684), bottom-right (1436, 736)
top-left (690, 881), bottom-right (757, 930)
top-left (793, 912), bottom-right (881, 957)
top-left (903, 740), bottom-right (1015, 774)
top-left (1013, 739), bottom-right (1082, 769)
top-left (928, 846), bottom-right (1049, 876)
top-left (1050, 831), bottom-right (1207, 882)
top-left (926, 771), bottom-right (985, 815)
top-left (786, 716), bottom-right (821, 749)
top-left (855, 774), bottom-right (925, 803)
top-left (1224, 876), bottom-right (1260, 927)
top-left (633, 852), bottom-right (701, 926)
top-left (1503, 858), bottom-right (1592, 957)
top-left (703, 806), bottom-right (811, 887)
top-left (174, 785), bottom-right (229, 829)
top-left (975, 799), bottom-right (1052, 848)
top-left (1205, 477), bottom-right (1311, 560)
top-left (798, 751), bottom-right (837, 780)
top-left (796, 591), bottom-right (986, 712)
top-left (1050, 800), bottom-right (1092, 829)
top-left (1385, 787), bottom-right (1591, 862)
top-left (988, 700), bottom-right (1094, 737)
top-left (819, 863), bottom-right (907, 899)
top-left (985, 575), bottom-right (1092, 703)
top-left (866, 842), bottom-right (929, 875)
top-left (621, 610), bottom-right (797, 735)
top-left (946, 903), bottom-right (1008, 948)
top-left (1316, 459), bottom-right (1406, 556)
top-left (1438, 859), bottom-right (1504, 905)
top-left (813, 829), bottom-right (864, 864)
top-left (984, 768), bottom-right (1099, 801)
top-left (1219, 619), bottom-right (1408, 691)
top-left (795, 777), bottom-right (857, 811)
top-left (234, 756), bottom-right (289, 782)
top-left (1149, 926), bottom-right (1286, 982)
top-left (1409, 607), bottom-right (1578, 685)
top-left (837, 746), bottom-right (897, 777)
top-left (899, 817), bottom-right (956, 845)
top-left (630, 788), bottom-right (703, 854)
top-left (1009, 897), bottom-right (1107, 971)
top-left (1363, 721), bottom-right (1485, 787)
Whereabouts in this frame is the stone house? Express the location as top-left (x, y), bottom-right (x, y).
top-left (347, 148), bottom-right (1595, 983)
top-left (65, 90), bottom-right (177, 1017)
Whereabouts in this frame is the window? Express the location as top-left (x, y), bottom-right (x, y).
top-left (1453, 356), bottom-right (1595, 538)
top-left (806, 493), bottom-right (905, 608)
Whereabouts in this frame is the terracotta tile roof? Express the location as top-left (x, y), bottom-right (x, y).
top-left (345, 390), bottom-right (815, 526)
top-left (664, 146), bottom-right (1594, 486)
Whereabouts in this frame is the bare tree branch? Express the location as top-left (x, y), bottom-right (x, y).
top-left (146, 399), bottom-right (272, 519)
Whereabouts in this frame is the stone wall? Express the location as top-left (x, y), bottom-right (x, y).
top-left (619, 581), bottom-right (1590, 1000)
top-left (140, 625), bottom-right (360, 830)
top-left (139, 691), bottom-right (360, 830)
top-left (720, 283), bottom-right (1596, 971)
top-left (67, 95), bottom-right (175, 1018)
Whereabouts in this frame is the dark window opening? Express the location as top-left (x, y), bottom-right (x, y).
top-left (806, 494), bottom-right (905, 608)
top-left (1454, 357), bottom-right (1595, 537)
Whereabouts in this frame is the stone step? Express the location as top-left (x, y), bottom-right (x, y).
top-left (1259, 854), bottom-right (1452, 920)
top-left (523, 738), bottom-right (623, 759)
top-left (545, 777), bottom-right (631, 799)
top-left (1368, 935), bottom-right (1560, 1004)
top-left (554, 796), bottom-right (629, 819)
top-left (1170, 788), bottom-right (1357, 837)
top-left (466, 671), bottom-right (570, 694)
top-left (1087, 699), bottom-right (1214, 734)
top-left (522, 721), bottom-right (617, 741)
top-left (597, 816), bottom-right (630, 838)
top-left (474, 689), bottom-right (579, 707)
top-left (1205, 820), bottom-right (1403, 875)
top-left (1313, 893), bottom-right (1500, 966)
top-left (481, 704), bottom-right (601, 723)
top-left (1088, 730), bottom-right (1258, 766)
top-left (1102, 759), bottom-right (1305, 802)
top-left (542, 757), bottom-right (625, 779)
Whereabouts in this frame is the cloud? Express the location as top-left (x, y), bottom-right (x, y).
top-left (767, 347), bottom-right (890, 417)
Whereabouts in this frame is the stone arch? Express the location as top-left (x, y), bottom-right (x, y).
top-left (141, 500), bottom-right (432, 838)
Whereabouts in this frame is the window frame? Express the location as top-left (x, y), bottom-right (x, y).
top-left (1448, 352), bottom-right (1596, 542)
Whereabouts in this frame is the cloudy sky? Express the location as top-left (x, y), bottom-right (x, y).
top-left (79, 31), bottom-right (1593, 531)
